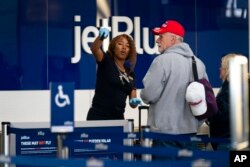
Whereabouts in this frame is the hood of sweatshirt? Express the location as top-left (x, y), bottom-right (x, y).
top-left (164, 42), bottom-right (194, 58)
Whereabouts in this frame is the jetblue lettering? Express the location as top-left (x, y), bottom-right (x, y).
top-left (71, 15), bottom-right (158, 64)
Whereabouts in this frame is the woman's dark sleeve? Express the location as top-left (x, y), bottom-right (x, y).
top-left (129, 71), bottom-right (136, 89)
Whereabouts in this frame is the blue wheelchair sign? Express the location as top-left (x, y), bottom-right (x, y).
top-left (50, 82), bottom-right (74, 133)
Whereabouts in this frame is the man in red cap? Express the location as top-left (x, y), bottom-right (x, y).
top-left (140, 20), bottom-right (209, 153)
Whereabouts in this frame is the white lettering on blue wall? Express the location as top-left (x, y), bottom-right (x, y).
top-left (71, 15), bottom-right (158, 64)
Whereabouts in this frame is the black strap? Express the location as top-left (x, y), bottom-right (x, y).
top-left (191, 56), bottom-right (199, 81)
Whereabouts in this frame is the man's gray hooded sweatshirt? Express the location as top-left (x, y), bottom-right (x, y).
top-left (140, 42), bottom-right (208, 134)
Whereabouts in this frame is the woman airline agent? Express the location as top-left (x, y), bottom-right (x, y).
top-left (86, 27), bottom-right (141, 120)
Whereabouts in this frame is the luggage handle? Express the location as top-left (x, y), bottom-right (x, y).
top-left (138, 105), bottom-right (149, 142)
top-left (138, 106), bottom-right (149, 110)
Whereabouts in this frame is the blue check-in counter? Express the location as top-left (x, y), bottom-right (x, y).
top-left (2, 120), bottom-right (133, 160)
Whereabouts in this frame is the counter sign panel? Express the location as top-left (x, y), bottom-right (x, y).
top-left (50, 82), bottom-right (74, 133)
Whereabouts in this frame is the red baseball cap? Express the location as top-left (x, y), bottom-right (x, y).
top-left (152, 20), bottom-right (185, 37)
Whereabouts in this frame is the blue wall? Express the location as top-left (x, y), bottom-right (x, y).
top-left (0, 0), bottom-right (248, 90)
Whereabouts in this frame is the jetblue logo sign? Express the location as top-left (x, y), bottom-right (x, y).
top-left (71, 15), bottom-right (158, 64)
top-left (230, 151), bottom-right (250, 167)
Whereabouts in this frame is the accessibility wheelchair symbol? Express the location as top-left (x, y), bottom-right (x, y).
top-left (50, 82), bottom-right (74, 133)
top-left (55, 85), bottom-right (70, 108)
